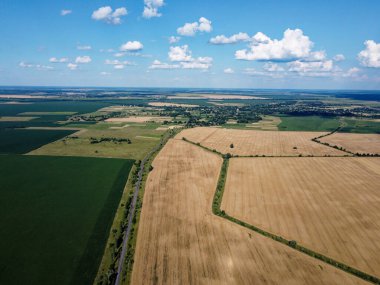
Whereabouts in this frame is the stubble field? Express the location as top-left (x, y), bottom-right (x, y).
top-left (131, 138), bottom-right (364, 284)
top-left (178, 127), bottom-right (347, 156)
top-left (222, 157), bottom-right (380, 278)
top-left (319, 132), bottom-right (380, 155)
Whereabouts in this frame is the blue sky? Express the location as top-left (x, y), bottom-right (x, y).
top-left (0, 0), bottom-right (379, 89)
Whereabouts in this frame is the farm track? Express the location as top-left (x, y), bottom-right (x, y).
top-left (114, 130), bottom-right (175, 285)
top-left (182, 138), bottom-right (380, 284)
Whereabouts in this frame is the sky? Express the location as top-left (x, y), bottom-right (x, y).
top-left (0, 0), bottom-right (380, 89)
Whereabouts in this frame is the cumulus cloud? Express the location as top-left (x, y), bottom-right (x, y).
top-left (77, 45), bottom-right (92, 50)
top-left (287, 60), bottom-right (334, 73)
top-left (49, 57), bottom-right (68, 63)
top-left (67, 63), bottom-right (78, 70)
top-left (75, 56), bottom-right (92, 64)
top-left (236, 28), bottom-right (313, 61)
top-left (333, 54), bottom-right (345, 62)
top-left (100, 71), bottom-right (111, 75)
top-left (358, 40), bottom-right (380, 68)
top-left (263, 62), bottom-right (284, 72)
top-left (169, 36), bottom-right (181, 44)
top-left (120, 41), bottom-right (143, 52)
top-left (167, 45), bottom-right (212, 69)
top-left (143, 0), bottom-right (164, 18)
top-left (224, 68), bottom-right (234, 74)
top-left (210, 33), bottom-right (250, 44)
top-left (105, 59), bottom-right (132, 65)
top-left (92, 6), bottom-right (127, 25)
top-left (168, 45), bottom-right (193, 62)
top-left (61, 10), bottom-right (72, 16)
top-left (149, 60), bottom-right (180, 69)
top-left (114, 65), bottom-right (125, 70)
top-left (177, 17), bottom-right (212, 36)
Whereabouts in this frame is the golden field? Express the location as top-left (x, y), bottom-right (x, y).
top-left (222, 157), bottom-right (380, 278)
top-left (131, 139), bottom-right (364, 284)
top-left (178, 127), bottom-right (347, 156)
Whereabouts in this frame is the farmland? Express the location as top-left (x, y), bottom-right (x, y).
top-left (320, 133), bottom-right (380, 155)
top-left (0, 155), bottom-right (133, 285)
top-left (131, 138), bottom-right (365, 284)
top-left (222, 157), bottom-right (380, 278)
top-left (178, 127), bottom-right (347, 156)
top-left (278, 115), bottom-right (340, 131)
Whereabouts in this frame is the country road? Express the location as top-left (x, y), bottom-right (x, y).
top-left (114, 131), bottom-right (173, 285)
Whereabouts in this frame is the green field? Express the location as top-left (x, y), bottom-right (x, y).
top-left (0, 155), bottom-right (133, 285)
top-left (340, 118), bottom-right (380, 134)
top-left (278, 115), bottom-right (340, 131)
top-left (0, 129), bottom-right (75, 154)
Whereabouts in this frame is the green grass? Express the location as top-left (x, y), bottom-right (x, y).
top-left (340, 118), bottom-right (380, 134)
top-left (0, 155), bottom-right (134, 285)
top-left (278, 115), bottom-right (340, 131)
top-left (0, 128), bottom-right (75, 154)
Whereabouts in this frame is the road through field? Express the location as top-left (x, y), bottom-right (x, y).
top-left (131, 138), bottom-right (365, 284)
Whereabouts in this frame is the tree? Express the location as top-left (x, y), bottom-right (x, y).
top-left (230, 143), bottom-right (234, 149)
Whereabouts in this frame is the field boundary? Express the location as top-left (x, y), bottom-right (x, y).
top-left (182, 137), bottom-right (380, 285)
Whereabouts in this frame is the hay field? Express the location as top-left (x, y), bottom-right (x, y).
top-left (131, 139), bottom-right (364, 284)
top-left (222, 157), bottom-right (380, 278)
top-left (106, 116), bottom-right (172, 123)
top-left (320, 133), bottom-right (380, 154)
top-left (178, 127), bottom-right (346, 156)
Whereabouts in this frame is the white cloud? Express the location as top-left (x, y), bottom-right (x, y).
top-left (49, 57), bottom-right (69, 63)
top-left (224, 68), bottom-right (234, 74)
top-left (75, 56), bottom-right (92, 64)
top-left (210, 32), bottom-right (249, 44)
top-left (333, 54), bottom-right (345, 62)
top-left (114, 52), bottom-right (126, 57)
top-left (287, 60), bottom-right (333, 73)
top-left (100, 71), bottom-right (111, 75)
top-left (263, 62), bottom-right (285, 72)
top-left (168, 45), bottom-right (193, 62)
top-left (120, 41), bottom-right (143, 52)
top-left (169, 36), bottom-right (181, 44)
top-left (235, 28), bottom-right (313, 61)
top-left (61, 10), bottom-right (72, 16)
top-left (244, 68), bottom-right (284, 78)
top-left (114, 65), bottom-right (125, 70)
top-left (19, 62), bottom-right (53, 70)
top-left (143, 0), bottom-right (164, 18)
top-left (67, 63), bottom-right (78, 70)
top-left (177, 17), bottom-right (212, 36)
top-left (358, 40), bottom-right (380, 68)
top-left (77, 45), bottom-right (92, 51)
top-left (105, 59), bottom-right (132, 65)
top-left (149, 60), bottom-right (180, 69)
top-left (307, 51), bottom-right (326, 61)
top-left (92, 6), bottom-right (128, 25)
top-left (19, 61), bottom-right (33, 68)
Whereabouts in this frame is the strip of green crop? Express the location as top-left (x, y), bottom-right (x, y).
top-left (182, 137), bottom-right (380, 285)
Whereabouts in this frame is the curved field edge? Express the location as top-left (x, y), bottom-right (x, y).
top-left (183, 138), bottom-right (379, 284)
top-left (0, 155), bottom-right (134, 285)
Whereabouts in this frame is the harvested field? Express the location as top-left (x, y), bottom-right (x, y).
top-left (222, 157), bottom-right (380, 278)
top-left (320, 133), bottom-right (380, 154)
top-left (148, 102), bottom-right (198, 107)
top-left (131, 139), bottom-right (364, 284)
top-left (247, 116), bottom-right (281, 130)
top-left (168, 93), bottom-right (266, 100)
top-left (105, 116), bottom-right (172, 123)
top-left (178, 127), bottom-right (346, 156)
top-left (0, 94), bottom-right (59, 99)
top-left (0, 116), bottom-right (37, 122)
